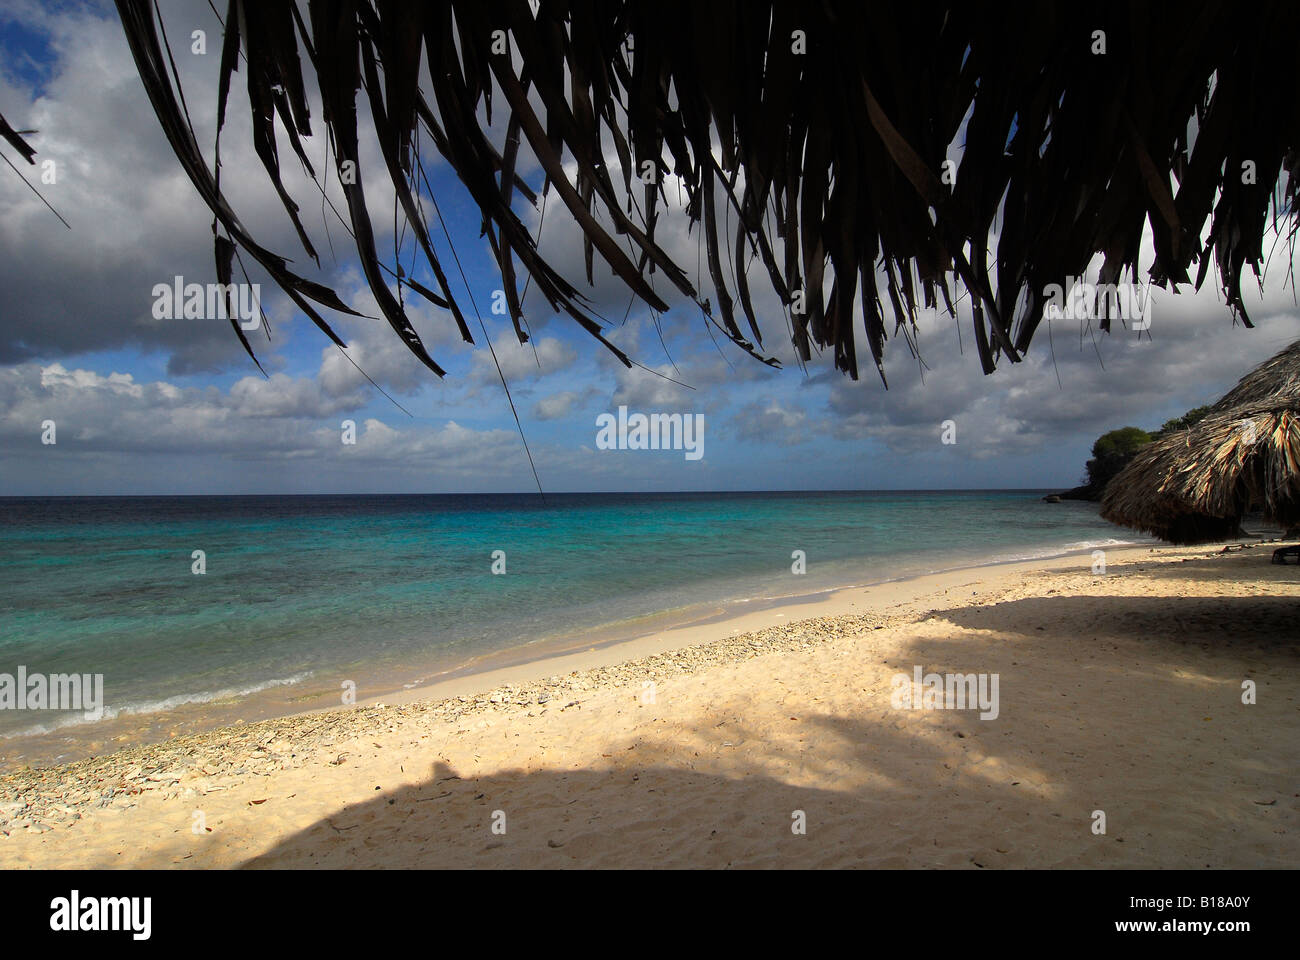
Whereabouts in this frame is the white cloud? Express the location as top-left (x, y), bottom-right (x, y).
top-left (731, 400), bottom-right (811, 446)
top-left (610, 362), bottom-right (695, 409)
top-left (532, 388), bottom-right (595, 421)
top-left (468, 334), bottom-right (577, 390)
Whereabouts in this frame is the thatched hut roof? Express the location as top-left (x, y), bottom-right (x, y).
top-left (1101, 341), bottom-right (1300, 544)
top-left (78, 0), bottom-right (1297, 384)
top-left (1205, 340), bottom-right (1300, 414)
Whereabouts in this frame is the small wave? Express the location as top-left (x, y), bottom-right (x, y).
top-left (1061, 538), bottom-right (1139, 550)
top-left (988, 538), bottom-right (1140, 564)
top-left (727, 539), bottom-right (1143, 604)
top-left (0, 671), bottom-right (313, 739)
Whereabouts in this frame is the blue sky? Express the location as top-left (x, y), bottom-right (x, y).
top-left (1, 0), bottom-right (1297, 495)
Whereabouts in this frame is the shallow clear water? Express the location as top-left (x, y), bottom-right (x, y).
top-left (0, 491), bottom-right (1144, 741)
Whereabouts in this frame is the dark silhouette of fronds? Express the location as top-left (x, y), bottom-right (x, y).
top-left (110, 1), bottom-right (1300, 383)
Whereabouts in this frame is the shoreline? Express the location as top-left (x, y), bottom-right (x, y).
top-left (0, 537), bottom-right (1147, 771)
top-left (3, 538), bottom-right (1296, 868)
top-left (361, 540), bottom-right (1160, 710)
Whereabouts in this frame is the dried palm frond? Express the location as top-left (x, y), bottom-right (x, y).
top-left (0, 109), bottom-right (71, 229)
top-left (109, 1), bottom-right (1300, 381)
top-left (0, 111), bottom-right (36, 163)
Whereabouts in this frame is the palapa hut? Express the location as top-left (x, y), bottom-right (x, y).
top-left (1101, 340), bottom-right (1300, 544)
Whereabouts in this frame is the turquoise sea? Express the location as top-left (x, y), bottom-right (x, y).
top-left (0, 491), bottom-right (1146, 757)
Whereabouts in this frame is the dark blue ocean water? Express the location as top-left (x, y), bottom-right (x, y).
top-left (0, 491), bottom-right (1142, 741)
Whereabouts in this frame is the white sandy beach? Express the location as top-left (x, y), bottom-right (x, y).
top-left (1, 542), bottom-right (1296, 868)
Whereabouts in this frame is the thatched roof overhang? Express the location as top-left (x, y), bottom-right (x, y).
top-left (71, 0), bottom-right (1300, 382)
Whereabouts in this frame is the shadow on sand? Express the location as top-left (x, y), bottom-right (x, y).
top-left (186, 586), bottom-right (1297, 868)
